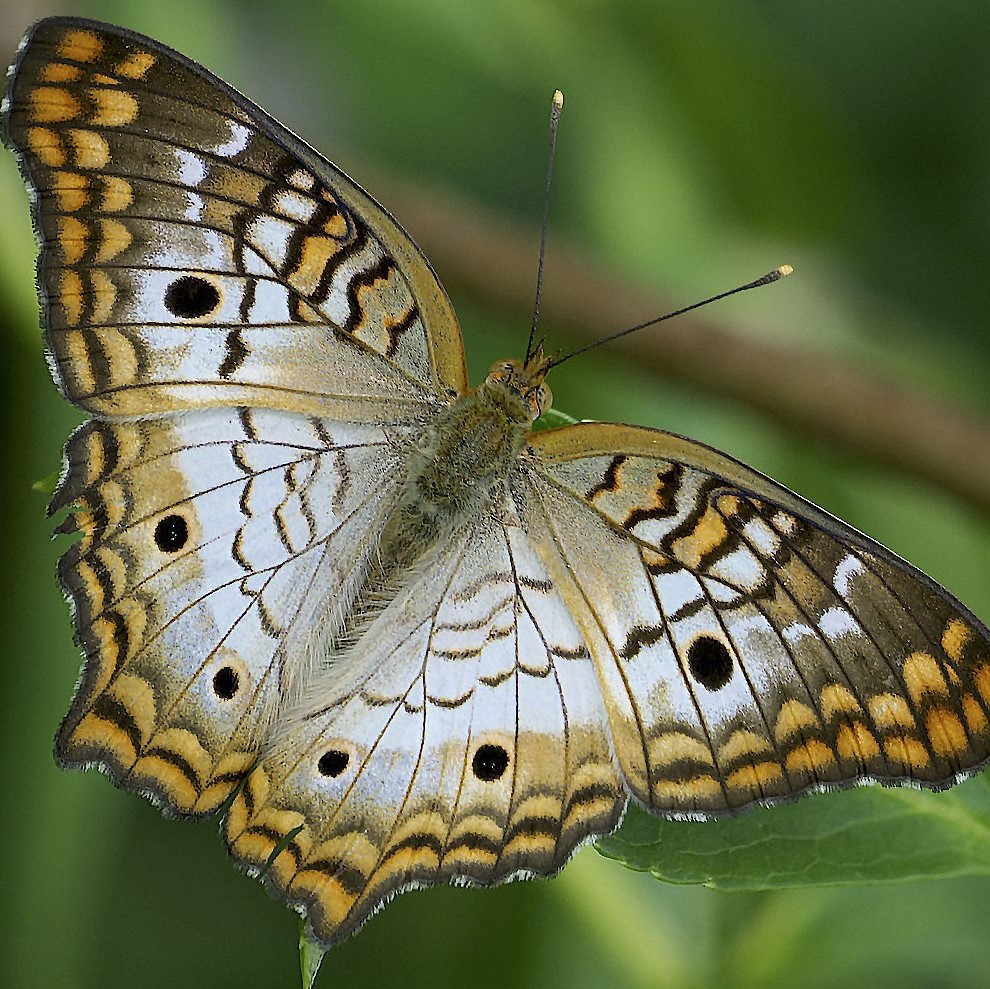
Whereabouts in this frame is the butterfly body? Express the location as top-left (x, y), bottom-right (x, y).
top-left (386, 355), bottom-right (547, 562)
top-left (5, 16), bottom-right (990, 948)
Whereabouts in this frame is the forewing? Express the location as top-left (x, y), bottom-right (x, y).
top-left (53, 407), bottom-right (406, 815)
top-left (521, 422), bottom-right (990, 816)
top-left (225, 511), bottom-right (625, 946)
top-left (1, 17), bottom-right (467, 420)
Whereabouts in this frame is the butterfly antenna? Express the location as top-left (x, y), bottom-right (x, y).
top-left (526, 89), bottom-right (565, 365)
top-left (547, 264), bottom-right (794, 369)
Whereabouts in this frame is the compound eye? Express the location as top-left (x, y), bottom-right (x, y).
top-left (530, 382), bottom-right (552, 418)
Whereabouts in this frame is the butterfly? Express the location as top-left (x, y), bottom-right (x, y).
top-left (5, 15), bottom-right (990, 950)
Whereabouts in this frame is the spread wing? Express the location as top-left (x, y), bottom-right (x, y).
top-left (52, 408), bottom-right (410, 814)
top-left (225, 508), bottom-right (625, 945)
top-left (2, 16), bottom-right (470, 817)
top-left (519, 422), bottom-right (990, 816)
top-left (2, 17), bottom-right (467, 422)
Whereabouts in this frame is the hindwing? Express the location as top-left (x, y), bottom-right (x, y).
top-left (225, 511), bottom-right (624, 944)
top-left (52, 407), bottom-right (407, 814)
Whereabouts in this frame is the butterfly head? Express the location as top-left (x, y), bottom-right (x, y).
top-left (483, 348), bottom-right (555, 423)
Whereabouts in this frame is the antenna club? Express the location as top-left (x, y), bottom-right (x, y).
top-left (552, 264), bottom-right (797, 367)
top-left (527, 87), bottom-right (564, 362)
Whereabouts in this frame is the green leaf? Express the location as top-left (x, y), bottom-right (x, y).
top-left (598, 774), bottom-right (990, 887)
top-left (533, 406), bottom-right (578, 430)
top-left (299, 922), bottom-right (325, 989)
top-left (31, 469), bottom-right (60, 498)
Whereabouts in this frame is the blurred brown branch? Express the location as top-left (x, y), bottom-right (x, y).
top-left (360, 165), bottom-right (990, 517)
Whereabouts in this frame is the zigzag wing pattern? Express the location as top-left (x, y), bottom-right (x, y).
top-left (225, 510), bottom-right (625, 945)
top-left (52, 406), bottom-right (406, 814)
top-left (2, 17), bottom-right (466, 421)
top-left (521, 423), bottom-right (990, 816)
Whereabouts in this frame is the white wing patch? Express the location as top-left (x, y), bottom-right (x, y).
top-left (521, 427), bottom-right (990, 816)
top-left (212, 120), bottom-right (251, 157)
top-left (51, 406), bottom-right (407, 813)
top-left (226, 511), bottom-right (625, 945)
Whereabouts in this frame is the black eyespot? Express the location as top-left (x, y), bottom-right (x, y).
top-left (154, 514), bottom-right (188, 552)
top-left (472, 743), bottom-right (509, 781)
top-left (212, 666), bottom-right (239, 700)
top-left (164, 275), bottom-right (220, 318)
top-left (317, 749), bottom-right (349, 777)
top-left (687, 636), bottom-right (733, 691)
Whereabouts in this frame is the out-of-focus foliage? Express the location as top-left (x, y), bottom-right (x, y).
top-left (3, 2), bottom-right (990, 988)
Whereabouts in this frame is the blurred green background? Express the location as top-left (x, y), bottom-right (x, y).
top-left (4, 1), bottom-right (990, 987)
